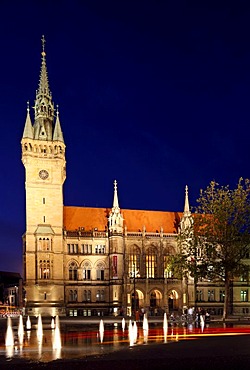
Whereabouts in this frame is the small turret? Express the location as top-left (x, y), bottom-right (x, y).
top-left (108, 180), bottom-right (123, 234)
top-left (22, 102), bottom-right (34, 139)
top-left (180, 185), bottom-right (193, 231)
top-left (53, 107), bottom-right (64, 142)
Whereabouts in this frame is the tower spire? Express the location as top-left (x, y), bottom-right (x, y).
top-left (37, 35), bottom-right (51, 101)
top-left (33, 35), bottom-right (54, 140)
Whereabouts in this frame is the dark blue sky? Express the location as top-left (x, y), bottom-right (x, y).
top-left (1, 1), bottom-right (250, 273)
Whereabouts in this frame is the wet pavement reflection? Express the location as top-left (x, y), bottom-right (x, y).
top-left (1, 316), bottom-right (250, 363)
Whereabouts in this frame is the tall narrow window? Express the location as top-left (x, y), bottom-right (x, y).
top-left (83, 290), bottom-right (87, 301)
top-left (87, 290), bottom-right (91, 302)
top-left (82, 262), bottom-right (91, 280)
top-left (128, 246), bottom-right (141, 277)
top-left (69, 261), bottom-right (78, 280)
top-left (43, 198), bottom-right (45, 204)
top-left (146, 246), bottom-right (157, 278)
top-left (96, 262), bottom-right (105, 280)
top-left (43, 216), bottom-right (46, 223)
top-left (196, 290), bottom-right (203, 302)
top-left (208, 290), bottom-right (215, 301)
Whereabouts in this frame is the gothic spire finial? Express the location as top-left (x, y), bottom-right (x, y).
top-left (41, 35), bottom-right (46, 55)
top-left (184, 185), bottom-right (190, 215)
top-left (27, 100), bottom-right (30, 112)
top-left (179, 185), bottom-right (193, 232)
top-left (113, 179), bottom-right (119, 209)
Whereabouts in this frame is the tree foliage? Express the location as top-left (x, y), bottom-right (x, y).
top-left (173, 178), bottom-right (250, 319)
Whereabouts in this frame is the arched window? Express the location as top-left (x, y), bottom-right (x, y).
top-left (69, 289), bottom-right (77, 302)
top-left (146, 246), bottom-right (157, 278)
top-left (128, 245), bottom-right (141, 277)
top-left (96, 262), bottom-right (105, 280)
top-left (96, 290), bottom-right (105, 302)
top-left (69, 261), bottom-right (78, 280)
top-left (82, 261), bottom-right (91, 280)
top-left (39, 260), bottom-right (50, 279)
top-left (83, 290), bottom-right (91, 302)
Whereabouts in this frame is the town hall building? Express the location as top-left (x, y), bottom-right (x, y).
top-left (21, 38), bottom-right (250, 318)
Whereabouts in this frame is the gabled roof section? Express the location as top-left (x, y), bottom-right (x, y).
top-left (64, 207), bottom-right (110, 231)
top-left (123, 209), bottom-right (181, 233)
top-left (64, 206), bottom-right (181, 233)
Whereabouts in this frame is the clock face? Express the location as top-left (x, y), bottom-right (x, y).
top-left (39, 169), bottom-right (49, 180)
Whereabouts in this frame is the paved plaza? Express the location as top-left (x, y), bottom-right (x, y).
top-left (1, 317), bottom-right (250, 369)
top-left (1, 328), bottom-right (250, 369)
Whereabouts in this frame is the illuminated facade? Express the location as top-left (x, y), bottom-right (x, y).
top-left (21, 40), bottom-right (250, 317)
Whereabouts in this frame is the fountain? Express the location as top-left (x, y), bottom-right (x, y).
top-left (37, 314), bottom-right (43, 342)
top-left (133, 321), bottom-right (137, 344)
top-left (18, 315), bottom-right (24, 344)
top-left (128, 319), bottom-right (134, 346)
top-left (143, 314), bottom-right (148, 332)
top-left (99, 319), bottom-right (104, 343)
top-left (51, 317), bottom-right (55, 329)
top-left (163, 312), bottom-right (168, 331)
top-left (5, 316), bottom-right (14, 347)
top-left (52, 315), bottom-right (62, 355)
top-left (122, 317), bottom-right (126, 331)
top-left (163, 312), bottom-right (168, 342)
top-left (142, 314), bottom-right (148, 343)
top-left (200, 315), bottom-right (205, 332)
top-left (26, 315), bottom-right (31, 330)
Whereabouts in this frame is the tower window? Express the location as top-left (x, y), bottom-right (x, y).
top-left (39, 260), bottom-right (50, 279)
top-left (43, 216), bottom-right (46, 223)
top-left (43, 198), bottom-right (45, 204)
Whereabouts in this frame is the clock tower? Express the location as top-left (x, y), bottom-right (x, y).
top-left (21, 36), bottom-right (66, 316)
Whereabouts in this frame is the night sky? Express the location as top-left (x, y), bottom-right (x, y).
top-left (1, 1), bottom-right (250, 273)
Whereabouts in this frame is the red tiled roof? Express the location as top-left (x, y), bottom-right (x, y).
top-left (63, 206), bottom-right (182, 234)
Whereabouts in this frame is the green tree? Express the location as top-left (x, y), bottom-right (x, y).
top-left (170, 223), bottom-right (209, 310)
top-left (175, 179), bottom-right (250, 320)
